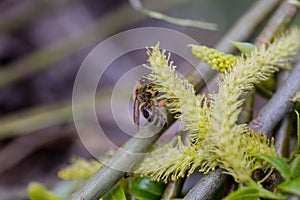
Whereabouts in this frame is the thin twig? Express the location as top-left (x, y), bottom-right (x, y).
top-left (70, 115), bottom-right (175, 200)
top-left (249, 60), bottom-right (300, 136)
top-left (161, 178), bottom-right (185, 200)
top-left (184, 169), bottom-right (226, 200)
top-left (71, 1), bottom-right (281, 200)
top-left (250, 0), bottom-right (300, 135)
top-left (275, 71), bottom-right (294, 157)
top-left (256, 0), bottom-right (300, 156)
top-left (129, 0), bottom-right (218, 30)
top-left (276, 115), bottom-right (293, 157)
top-left (255, 0), bottom-right (299, 45)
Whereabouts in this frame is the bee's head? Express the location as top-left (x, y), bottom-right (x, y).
top-left (139, 77), bottom-right (151, 85)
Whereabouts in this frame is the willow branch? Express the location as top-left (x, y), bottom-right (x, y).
top-left (183, 169), bottom-right (226, 200)
top-left (255, 0), bottom-right (299, 45)
top-left (250, 0), bottom-right (299, 134)
top-left (161, 178), bottom-right (185, 200)
top-left (274, 71), bottom-right (294, 156)
top-left (256, 0), bottom-right (299, 156)
top-left (237, 0), bottom-right (299, 124)
top-left (276, 115), bottom-right (293, 157)
top-left (70, 115), bottom-right (175, 200)
top-left (249, 60), bottom-right (300, 136)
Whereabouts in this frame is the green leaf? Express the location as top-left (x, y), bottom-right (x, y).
top-left (225, 187), bottom-right (260, 200)
top-left (254, 154), bottom-right (291, 180)
top-left (291, 154), bottom-right (300, 178)
top-left (225, 185), bottom-right (282, 200)
top-left (102, 184), bottom-right (126, 200)
top-left (277, 177), bottom-right (300, 196)
top-left (131, 177), bottom-right (166, 200)
top-left (296, 111), bottom-right (300, 152)
top-left (290, 111), bottom-right (300, 161)
top-left (28, 182), bottom-right (61, 200)
top-left (256, 186), bottom-right (282, 199)
top-left (111, 186), bottom-right (126, 200)
top-left (230, 41), bottom-right (255, 55)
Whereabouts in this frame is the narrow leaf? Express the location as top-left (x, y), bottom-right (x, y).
top-left (296, 111), bottom-right (300, 151)
top-left (230, 41), bottom-right (254, 55)
top-left (291, 154), bottom-right (300, 178)
top-left (131, 177), bottom-right (166, 200)
top-left (290, 111), bottom-right (300, 160)
top-left (225, 187), bottom-right (260, 200)
top-left (254, 154), bottom-right (291, 180)
top-left (141, 8), bottom-right (218, 30)
top-left (277, 177), bottom-right (300, 196)
top-left (256, 186), bottom-right (282, 199)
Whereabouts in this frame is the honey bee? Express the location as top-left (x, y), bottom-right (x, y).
top-left (132, 76), bottom-right (169, 128)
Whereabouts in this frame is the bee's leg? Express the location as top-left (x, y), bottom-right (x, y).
top-left (134, 99), bottom-right (140, 126)
top-left (148, 106), bottom-right (168, 128)
top-left (141, 106), bottom-right (150, 120)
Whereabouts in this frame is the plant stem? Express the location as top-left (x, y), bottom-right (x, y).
top-left (161, 178), bottom-right (185, 200)
top-left (274, 70), bottom-right (294, 157)
top-left (183, 169), bottom-right (226, 200)
top-left (70, 115), bottom-right (175, 200)
top-left (256, 0), bottom-right (300, 156)
top-left (276, 115), bottom-right (293, 157)
top-left (255, 0), bottom-right (299, 45)
top-left (249, 60), bottom-right (300, 136)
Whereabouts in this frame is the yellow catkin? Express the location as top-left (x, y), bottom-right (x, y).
top-left (190, 44), bottom-right (237, 73)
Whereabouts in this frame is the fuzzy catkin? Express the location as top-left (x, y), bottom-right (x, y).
top-left (138, 27), bottom-right (300, 183)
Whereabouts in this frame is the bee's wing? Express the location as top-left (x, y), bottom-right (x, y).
top-left (133, 98), bottom-right (140, 127)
